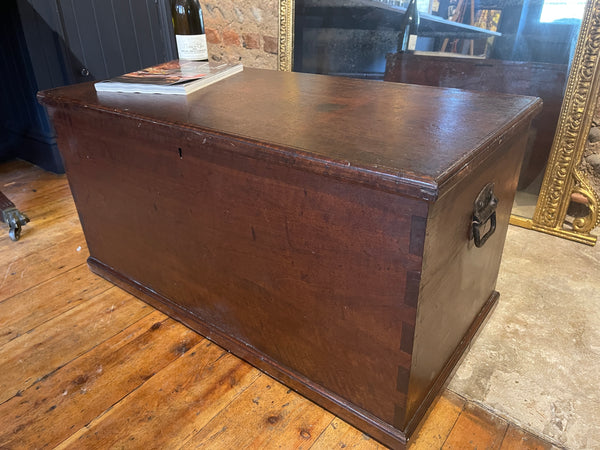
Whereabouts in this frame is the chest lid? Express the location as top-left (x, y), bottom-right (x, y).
top-left (39, 68), bottom-right (542, 201)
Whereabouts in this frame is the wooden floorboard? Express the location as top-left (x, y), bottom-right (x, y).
top-left (0, 159), bottom-right (560, 449)
top-left (0, 287), bottom-right (152, 404)
top-left (0, 265), bottom-right (112, 347)
top-left (182, 375), bottom-right (335, 449)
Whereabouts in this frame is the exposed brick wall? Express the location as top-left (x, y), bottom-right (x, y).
top-left (202, 0), bottom-right (279, 70)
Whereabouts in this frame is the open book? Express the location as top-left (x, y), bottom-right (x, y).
top-left (94, 60), bottom-right (243, 95)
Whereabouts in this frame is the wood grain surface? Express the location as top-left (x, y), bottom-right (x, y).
top-left (384, 53), bottom-right (565, 188)
top-left (38, 67), bottom-right (542, 198)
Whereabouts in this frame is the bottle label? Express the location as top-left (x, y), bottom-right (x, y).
top-left (408, 34), bottom-right (418, 51)
top-left (176, 34), bottom-right (208, 60)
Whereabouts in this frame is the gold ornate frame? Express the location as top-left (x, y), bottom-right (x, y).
top-left (278, 0), bottom-right (294, 72)
top-left (278, 0), bottom-right (600, 245)
top-left (513, 0), bottom-right (600, 245)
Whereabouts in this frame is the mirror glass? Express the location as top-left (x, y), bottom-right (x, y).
top-left (292, 0), bottom-right (586, 218)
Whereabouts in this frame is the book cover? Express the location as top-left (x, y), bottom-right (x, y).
top-left (94, 60), bottom-right (243, 95)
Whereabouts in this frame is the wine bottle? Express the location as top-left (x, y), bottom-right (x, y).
top-left (397, 0), bottom-right (420, 53)
top-left (171, 0), bottom-right (208, 61)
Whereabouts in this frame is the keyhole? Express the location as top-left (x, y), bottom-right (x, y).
top-left (178, 147), bottom-right (183, 159)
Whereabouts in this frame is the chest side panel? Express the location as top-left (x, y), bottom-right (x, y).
top-left (406, 124), bottom-right (531, 431)
top-left (51, 105), bottom-right (429, 428)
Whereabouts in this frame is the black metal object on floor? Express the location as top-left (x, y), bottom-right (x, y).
top-left (0, 190), bottom-right (29, 241)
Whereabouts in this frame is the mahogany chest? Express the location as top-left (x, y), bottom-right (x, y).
top-left (39, 69), bottom-right (541, 449)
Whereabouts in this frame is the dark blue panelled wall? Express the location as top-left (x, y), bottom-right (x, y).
top-left (0, 0), bottom-right (63, 172)
top-left (0, 0), bottom-right (176, 173)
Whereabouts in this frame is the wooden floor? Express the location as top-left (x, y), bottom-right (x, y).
top-left (0, 159), bottom-right (559, 449)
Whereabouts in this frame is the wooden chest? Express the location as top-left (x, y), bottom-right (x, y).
top-left (39, 69), bottom-right (541, 449)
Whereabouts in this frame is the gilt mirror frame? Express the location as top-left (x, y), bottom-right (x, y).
top-left (277, 0), bottom-right (600, 245)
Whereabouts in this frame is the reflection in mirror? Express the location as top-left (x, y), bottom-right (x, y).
top-left (293, 0), bottom-right (584, 79)
top-left (292, 0), bottom-right (586, 221)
